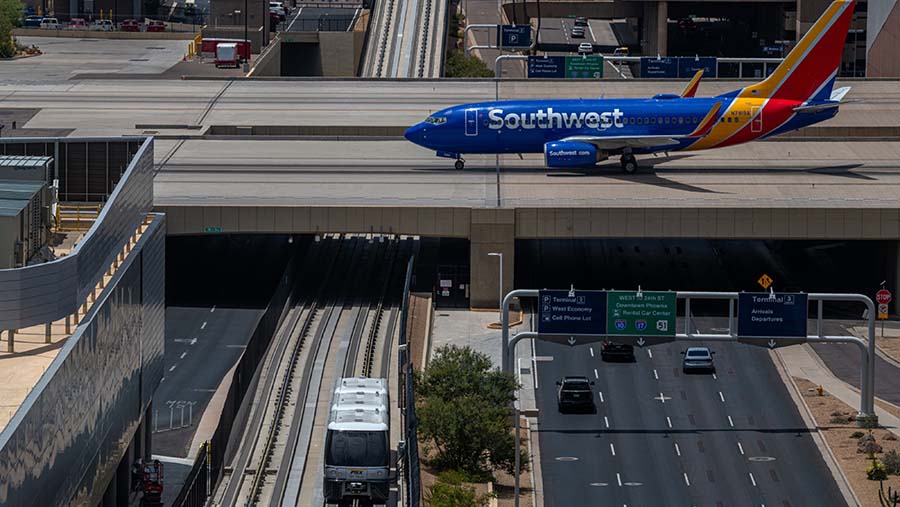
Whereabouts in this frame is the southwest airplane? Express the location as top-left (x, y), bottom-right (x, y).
top-left (404, 0), bottom-right (855, 173)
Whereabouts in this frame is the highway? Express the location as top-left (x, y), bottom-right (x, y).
top-left (533, 320), bottom-right (847, 506)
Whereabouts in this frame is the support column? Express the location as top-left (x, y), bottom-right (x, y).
top-left (642, 1), bottom-right (668, 56)
top-left (470, 209), bottom-right (515, 309)
top-left (894, 240), bottom-right (900, 315)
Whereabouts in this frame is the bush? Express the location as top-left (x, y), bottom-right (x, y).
top-left (883, 450), bottom-right (900, 475)
top-left (850, 431), bottom-right (865, 439)
top-left (0, 0), bottom-right (24, 58)
top-left (445, 52), bottom-right (494, 78)
top-left (829, 414), bottom-right (848, 424)
top-left (425, 470), bottom-right (494, 507)
top-left (868, 458), bottom-right (888, 481)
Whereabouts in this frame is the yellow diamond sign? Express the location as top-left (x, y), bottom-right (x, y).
top-left (757, 274), bottom-right (774, 289)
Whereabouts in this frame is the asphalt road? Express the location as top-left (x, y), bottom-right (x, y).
top-left (152, 306), bottom-right (264, 457)
top-left (534, 315), bottom-right (846, 506)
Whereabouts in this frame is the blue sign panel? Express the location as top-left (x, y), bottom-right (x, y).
top-left (528, 56), bottom-right (566, 78)
top-left (738, 292), bottom-right (808, 337)
top-left (498, 24), bottom-right (532, 48)
top-left (538, 290), bottom-right (607, 336)
top-left (640, 57), bottom-right (678, 78)
top-left (678, 56), bottom-right (717, 78)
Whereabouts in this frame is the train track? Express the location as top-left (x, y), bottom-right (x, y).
top-left (363, 0), bottom-right (443, 77)
top-left (211, 234), bottom-right (414, 507)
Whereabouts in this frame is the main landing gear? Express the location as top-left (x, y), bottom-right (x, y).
top-left (455, 158), bottom-right (465, 170)
top-left (620, 153), bottom-right (638, 174)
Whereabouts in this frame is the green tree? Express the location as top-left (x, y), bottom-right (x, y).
top-left (445, 52), bottom-right (494, 78)
top-left (417, 345), bottom-right (527, 477)
top-left (425, 470), bottom-right (494, 507)
top-left (0, 0), bottom-right (24, 58)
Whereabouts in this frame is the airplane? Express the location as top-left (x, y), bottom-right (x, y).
top-left (404, 0), bottom-right (856, 173)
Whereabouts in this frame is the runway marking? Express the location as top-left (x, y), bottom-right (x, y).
top-left (180, 352), bottom-right (187, 359)
top-left (210, 306), bottom-right (216, 313)
top-left (749, 472), bottom-right (757, 487)
top-left (728, 415), bottom-right (735, 427)
top-left (169, 365), bottom-right (177, 372)
top-left (667, 416), bottom-right (673, 428)
top-left (598, 391), bottom-right (604, 403)
top-left (590, 347), bottom-right (594, 357)
top-left (616, 473), bottom-right (622, 487)
top-left (719, 391), bottom-right (725, 402)
top-left (610, 443), bottom-right (616, 456)
top-left (738, 442), bottom-right (745, 455)
top-left (674, 443), bottom-right (681, 456)
top-left (201, 321), bottom-right (207, 330)
top-left (604, 416), bottom-right (609, 428)
top-left (647, 349), bottom-right (653, 358)
top-left (594, 368), bottom-right (599, 379)
top-left (653, 369), bottom-right (659, 380)
top-left (683, 473), bottom-right (690, 486)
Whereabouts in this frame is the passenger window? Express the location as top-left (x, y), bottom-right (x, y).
top-left (657, 117), bottom-right (663, 124)
top-left (650, 117), bottom-right (656, 124)
top-left (637, 117), bottom-right (643, 125)
top-left (664, 117), bottom-right (670, 124)
top-left (678, 117), bottom-right (684, 124)
top-left (629, 117), bottom-right (635, 124)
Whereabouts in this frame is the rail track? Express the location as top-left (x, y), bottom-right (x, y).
top-left (211, 234), bottom-right (414, 507)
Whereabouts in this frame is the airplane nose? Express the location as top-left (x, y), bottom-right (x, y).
top-left (404, 123), bottom-right (425, 145)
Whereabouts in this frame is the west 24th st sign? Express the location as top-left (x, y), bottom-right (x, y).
top-left (606, 291), bottom-right (677, 346)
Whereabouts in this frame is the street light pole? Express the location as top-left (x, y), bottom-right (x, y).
top-left (488, 252), bottom-right (503, 318)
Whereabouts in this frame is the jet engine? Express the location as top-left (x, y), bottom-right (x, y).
top-left (543, 141), bottom-right (606, 168)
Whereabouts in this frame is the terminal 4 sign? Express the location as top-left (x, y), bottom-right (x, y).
top-left (737, 292), bottom-right (808, 348)
top-left (606, 291), bottom-right (676, 346)
top-left (537, 290), bottom-right (607, 344)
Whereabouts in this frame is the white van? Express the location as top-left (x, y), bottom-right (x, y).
top-left (92, 19), bottom-right (115, 31)
top-left (39, 17), bottom-right (61, 29)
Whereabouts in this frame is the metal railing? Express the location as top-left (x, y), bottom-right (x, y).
top-left (397, 255), bottom-right (420, 507)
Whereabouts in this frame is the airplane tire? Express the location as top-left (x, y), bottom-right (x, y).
top-left (455, 159), bottom-right (465, 170)
top-left (621, 155), bottom-right (638, 174)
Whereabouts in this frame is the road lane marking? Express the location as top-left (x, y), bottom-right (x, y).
top-left (201, 321), bottom-right (207, 330)
top-left (180, 352), bottom-right (186, 359)
top-left (647, 349), bottom-right (653, 358)
top-left (554, 456), bottom-right (579, 461)
top-left (169, 365), bottom-right (176, 372)
top-left (674, 443), bottom-right (681, 456)
top-left (683, 473), bottom-right (690, 486)
top-left (604, 416), bottom-right (609, 428)
top-left (655, 393), bottom-right (671, 403)
top-left (610, 443), bottom-right (616, 456)
top-left (616, 473), bottom-right (622, 487)
top-left (749, 472), bottom-right (757, 486)
top-left (210, 305), bottom-right (216, 313)
top-left (719, 392), bottom-right (725, 403)
top-left (738, 442), bottom-right (745, 455)
top-left (598, 391), bottom-right (604, 403)
top-left (590, 347), bottom-right (594, 357)
top-left (728, 415), bottom-right (735, 427)
top-left (653, 369), bottom-right (659, 380)
top-left (667, 416), bottom-right (673, 428)
top-left (712, 373), bottom-right (717, 380)
top-left (594, 368), bottom-right (599, 379)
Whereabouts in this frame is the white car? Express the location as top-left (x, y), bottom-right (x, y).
top-left (578, 42), bottom-right (593, 54)
top-left (92, 19), bottom-right (114, 31)
top-left (39, 17), bottom-right (60, 29)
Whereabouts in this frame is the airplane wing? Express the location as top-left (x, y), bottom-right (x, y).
top-left (561, 101), bottom-right (722, 151)
top-left (793, 86), bottom-right (852, 113)
top-left (680, 69), bottom-right (704, 98)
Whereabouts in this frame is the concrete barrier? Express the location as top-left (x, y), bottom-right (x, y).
top-left (12, 28), bottom-right (198, 40)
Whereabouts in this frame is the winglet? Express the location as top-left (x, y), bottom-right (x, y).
top-left (680, 69), bottom-right (704, 98)
top-left (688, 101), bottom-right (721, 138)
top-left (830, 86), bottom-right (851, 102)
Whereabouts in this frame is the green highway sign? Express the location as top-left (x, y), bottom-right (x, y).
top-left (606, 291), bottom-right (677, 342)
top-left (204, 226), bottom-right (222, 233)
top-left (565, 55), bottom-right (603, 79)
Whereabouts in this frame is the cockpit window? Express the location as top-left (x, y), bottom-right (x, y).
top-left (424, 116), bottom-right (447, 125)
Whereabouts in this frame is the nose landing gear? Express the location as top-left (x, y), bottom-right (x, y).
top-left (455, 158), bottom-right (465, 170)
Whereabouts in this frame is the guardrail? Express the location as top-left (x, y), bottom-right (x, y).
top-left (397, 255), bottom-right (420, 507)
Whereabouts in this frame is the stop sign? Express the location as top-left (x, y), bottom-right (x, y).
top-left (876, 289), bottom-right (892, 305)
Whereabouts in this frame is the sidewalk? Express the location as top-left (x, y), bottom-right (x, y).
top-left (777, 344), bottom-right (900, 436)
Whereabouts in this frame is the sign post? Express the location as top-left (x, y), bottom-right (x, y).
top-left (876, 288), bottom-right (891, 338)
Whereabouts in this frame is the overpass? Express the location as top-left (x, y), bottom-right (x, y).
top-left (5, 78), bottom-right (900, 308)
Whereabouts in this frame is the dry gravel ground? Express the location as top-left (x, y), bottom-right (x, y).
top-left (794, 377), bottom-right (900, 506)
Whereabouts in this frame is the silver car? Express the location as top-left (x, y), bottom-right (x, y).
top-left (682, 347), bottom-right (715, 373)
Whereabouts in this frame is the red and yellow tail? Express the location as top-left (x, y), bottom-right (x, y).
top-left (741, 0), bottom-right (855, 101)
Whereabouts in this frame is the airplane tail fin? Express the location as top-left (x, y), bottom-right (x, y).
top-left (680, 70), bottom-right (704, 98)
top-left (740, 0), bottom-right (855, 102)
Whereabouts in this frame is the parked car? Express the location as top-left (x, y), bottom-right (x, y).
top-left (92, 19), bottom-right (115, 31)
top-left (23, 15), bottom-right (44, 28)
top-left (574, 16), bottom-right (588, 26)
top-left (578, 42), bottom-right (594, 54)
top-left (146, 19), bottom-right (166, 32)
top-left (600, 341), bottom-right (634, 361)
top-left (39, 17), bottom-right (61, 29)
top-left (270, 6), bottom-right (286, 21)
top-left (270, 1), bottom-right (289, 16)
top-left (682, 347), bottom-right (715, 373)
top-left (613, 46), bottom-right (630, 57)
top-left (121, 18), bottom-right (141, 31)
top-left (571, 26), bottom-right (585, 39)
top-left (556, 376), bottom-right (595, 412)
top-left (68, 17), bottom-right (88, 29)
